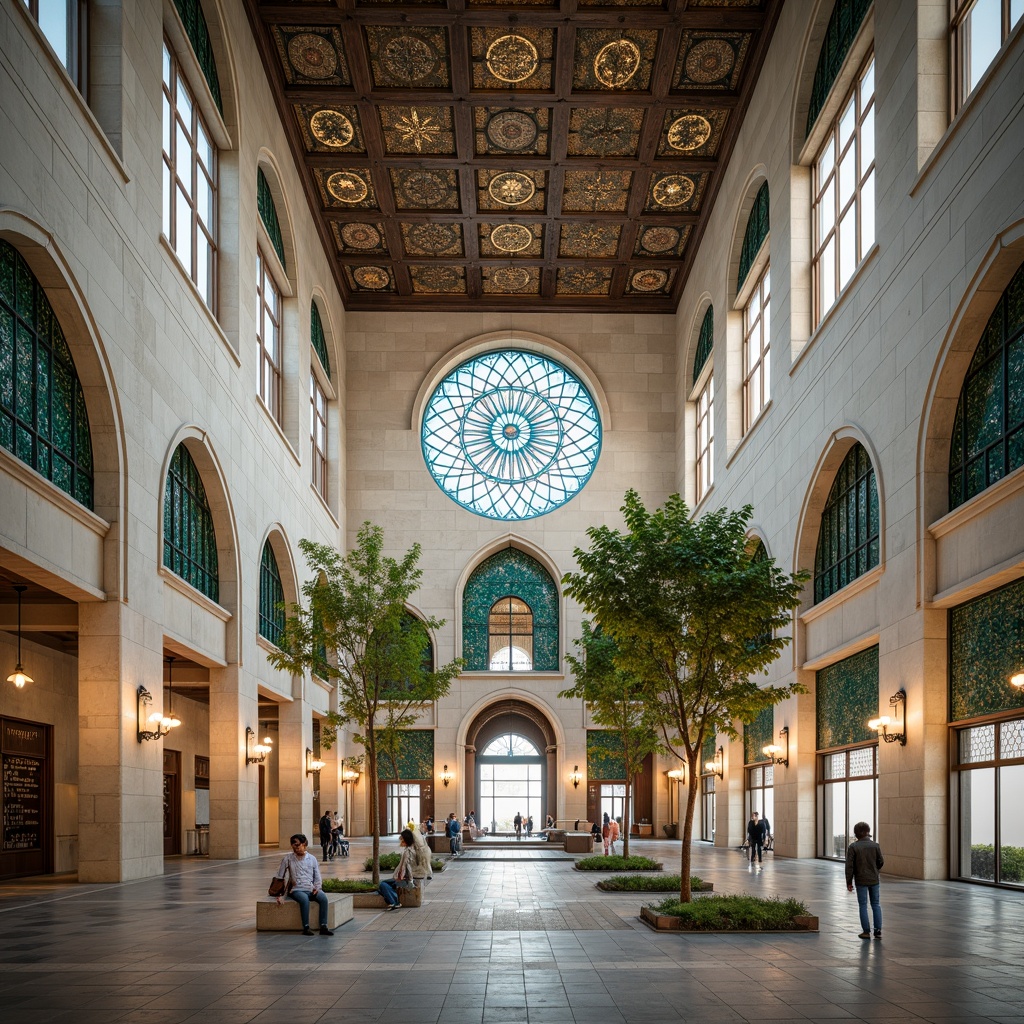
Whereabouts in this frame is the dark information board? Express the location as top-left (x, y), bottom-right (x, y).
top-left (3, 755), bottom-right (43, 852)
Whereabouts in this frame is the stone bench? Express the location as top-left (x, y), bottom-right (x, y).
top-left (564, 832), bottom-right (595, 854)
top-left (351, 886), bottom-right (423, 909)
top-left (256, 893), bottom-right (353, 931)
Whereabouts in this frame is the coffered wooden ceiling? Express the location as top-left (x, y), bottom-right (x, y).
top-left (243, 0), bottom-right (781, 313)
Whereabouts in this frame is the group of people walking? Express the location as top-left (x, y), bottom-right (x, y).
top-left (317, 811), bottom-right (348, 860)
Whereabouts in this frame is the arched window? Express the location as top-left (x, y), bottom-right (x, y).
top-left (737, 183), bottom-right (770, 434)
top-left (463, 548), bottom-right (558, 671)
top-left (737, 181), bottom-right (770, 294)
top-left (163, 443), bottom-right (219, 601)
top-left (489, 597), bottom-right (534, 671)
top-left (259, 540), bottom-right (284, 646)
top-left (948, 259), bottom-right (1024, 511)
top-left (310, 301), bottom-right (330, 501)
top-left (814, 443), bottom-right (879, 603)
top-left (481, 734), bottom-right (540, 757)
top-left (693, 306), bottom-right (714, 503)
top-left (257, 169), bottom-right (286, 270)
top-left (0, 240), bottom-right (94, 508)
top-left (805, 0), bottom-right (873, 138)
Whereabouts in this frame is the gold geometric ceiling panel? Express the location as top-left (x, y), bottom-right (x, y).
top-left (245, 0), bottom-right (781, 311)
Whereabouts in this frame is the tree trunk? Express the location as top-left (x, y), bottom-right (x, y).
top-left (622, 778), bottom-right (631, 859)
top-left (367, 733), bottom-right (380, 885)
top-left (678, 753), bottom-right (699, 902)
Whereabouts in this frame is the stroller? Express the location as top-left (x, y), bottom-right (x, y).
top-left (331, 829), bottom-right (349, 857)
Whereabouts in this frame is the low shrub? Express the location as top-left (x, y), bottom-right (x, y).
top-left (364, 852), bottom-right (445, 872)
top-left (648, 894), bottom-right (809, 931)
top-left (597, 874), bottom-right (706, 892)
top-left (575, 854), bottom-right (662, 871)
top-left (970, 844), bottom-right (1024, 883)
top-left (321, 878), bottom-right (377, 893)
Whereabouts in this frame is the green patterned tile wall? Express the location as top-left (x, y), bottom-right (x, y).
top-left (587, 730), bottom-right (626, 780)
top-left (951, 578), bottom-right (1024, 721)
top-left (816, 646), bottom-right (878, 749)
top-left (376, 729), bottom-right (434, 779)
top-left (744, 705), bottom-right (773, 765)
top-left (462, 548), bottom-right (559, 670)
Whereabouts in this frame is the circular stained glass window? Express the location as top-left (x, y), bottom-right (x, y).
top-left (421, 350), bottom-right (602, 520)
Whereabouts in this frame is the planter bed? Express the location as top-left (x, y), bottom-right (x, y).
top-left (596, 875), bottom-right (712, 893)
top-left (638, 895), bottom-right (816, 933)
top-left (574, 855), bottom-right (663, 872)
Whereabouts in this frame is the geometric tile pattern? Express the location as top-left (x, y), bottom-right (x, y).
top-left (816, 645), bottom-right (878, 750)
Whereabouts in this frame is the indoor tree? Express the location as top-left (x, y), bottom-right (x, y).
top-left (563, 491), bottom-right (806, 901)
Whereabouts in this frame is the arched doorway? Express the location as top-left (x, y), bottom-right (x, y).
top-left (465, 699), bottom-right (557, 833)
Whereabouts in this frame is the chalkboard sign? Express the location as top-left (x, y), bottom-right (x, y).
top-left (3, 755), bottom-right (43, 852)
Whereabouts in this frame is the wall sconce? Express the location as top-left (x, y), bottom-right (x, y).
top-left (704, 746), bottom-right (724, 778)
top-left (341, 759), bottom-right (361, 784)
top-left (869, 688), bottom-right (906, 746)
top-left (1011, 672), bottom-right (1024, 690)
top-left (245, 726), bottom-right (272, 765)
top-left (666, 767), bottom-right (685, 781)
top-left (137, 657), bottom-right (182, 742)
top-left (6, 585), bottom-right (33, 688)
top-left (570, 765), bottom-right (581, 789)
top-left (763, 726), bottom-right (790, 767)
top-left (440, 764), bottom-right (452, 788)
top-left (306, 748), bottom-right (325, 775)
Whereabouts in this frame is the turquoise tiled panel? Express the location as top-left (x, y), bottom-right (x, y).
top-left (377, 729), bottom-right (434, 780)
top-left (462, 548), bottom-right (558, 670)
top-left (587, 730), bottom-right (626, 780)
top-left (693, 306), bottom-right (713, 381)
top-left (951, 579), bottom-right (1024, 721)
top-left (744, 705), bottom-right (773, 765)
top-left (816, 646), bottom-right (877, 749)
top-left (737, 181), bottom-right (769, 292)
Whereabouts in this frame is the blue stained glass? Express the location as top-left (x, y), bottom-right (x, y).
top-left (421, 350), bottom-right (602, 520)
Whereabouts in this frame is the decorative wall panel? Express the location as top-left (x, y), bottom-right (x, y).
top-left (816, 646), bottom-right (877, 749)
top-left (587, 730), bottom-right (626, 780)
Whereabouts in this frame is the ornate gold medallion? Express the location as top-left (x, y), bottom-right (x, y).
top-left (593, 38), bottom-right (641, 88)
top-left (382, 34), bottom-right (438, 84)
top-left (491, 267), bottom-right (532, 292)
top-left (639, 226), bottom-right (680, 253)
top-left (287, 34), bottom-right (338, 80)
top-left (407, 223), bottom-right (460, 255)
top-left (485, 110), bottom-right (539, 152)
top-left (340, 223), bottom-right (382, 250)
top-left (486, 34), bottom-right (539, 84)
top-left (353, 266), bottom-right (390, 290)
top-left (309, 109), bottom-right (354, 149)
top-left (490, 224), bottom-right (534, 253)
top-left (684, 39), bottom-right (735, 85)
top-left (488, 172), bottom-right (536, 207)
top-left (667, 114), bottom-right (712, 152)
top-left (392, 109), bottom-right (442, 152)
top-left (652, 175), bottom-right (695, 208)
top-left (327, 171), bottom-right (369, 204)
top-left (630, 269), bottom-right (669, 292)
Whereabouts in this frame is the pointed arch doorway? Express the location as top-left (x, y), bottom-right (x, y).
top-left (465, 700), bottom-right (557, 834)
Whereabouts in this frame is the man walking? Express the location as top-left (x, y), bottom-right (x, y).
top-left (846, 821), bottom-right (884, 939)
top-left (746, 811), bottom-right (766, 863)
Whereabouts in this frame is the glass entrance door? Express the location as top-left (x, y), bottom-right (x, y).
top-left (386, 783), bottom-right (421, 834)
top-left (477, 733), bottom-right (544, 833)
top-left (600, 784), bottom-right (625, 826)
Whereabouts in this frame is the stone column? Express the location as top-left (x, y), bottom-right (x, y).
top-left (208, 663), bottom-right (259, 860)
top-left (78, 601), bottom-right (161, 882)
top-left (278, 689), bottom-right (312, 846)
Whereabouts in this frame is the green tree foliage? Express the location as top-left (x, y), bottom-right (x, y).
top-left (563, 491), bottom-right (807, 901)
top-left (561, 621), bottom-right (661, 856)
top-left (267, 523), bottom-right (462, 881)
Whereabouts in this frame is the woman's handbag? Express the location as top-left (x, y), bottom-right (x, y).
top-left (268, 876), bottom-right (286, 897)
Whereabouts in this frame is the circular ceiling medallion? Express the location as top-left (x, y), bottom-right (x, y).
top-left (421, 350), bottom-right (602, 520)
top-left (340, 223), bottom-right (382, 250)
top-left (684, 39), bottom-right (736, 84)
top-left (408, 223), bottom-right (459, 254)
top-left (486, 34), bottom-right (539, 84)
top-left (594, 38), bottom-right (642, 88)
top-left (667, 114), bottom-right (712, 152)
top-left (414, 266), bottom-right (462, 293)
top-left (639, 226), bottom-right (681, 253)
top-left (631, 269), bottom-right (669, 292)
top-left (382, 34), bottom-right (439, 84)
top-left (327, 171), bottom-right (369, 204)
top-left (491, 267), bottom-right (532, 292)
top-left (652, 175), bottom-right (696, 208)
top-left (309, 109), bottom-right (354, 148)
top-left (353, 266), bottom-right (390, 290)
top-left (490, 224), bottom-right (534, 253)
top-left (488, 172), bottom-right (536, 206)
top-left (485, 110), bottom-right (539, 152)
top-left (398, 169), bottom-right (450, 207)
top-left (287, 34), bottom-right (338, 79)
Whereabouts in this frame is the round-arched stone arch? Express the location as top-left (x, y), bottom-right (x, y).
top-left (158, 426), bottom-right (242, 661)
top-left (794, 425), bottom-right (886, 611)
top-left (686, 292), bottom-right (714, 393)
top-left (255, 150), bottom-right (298, 289)
top-left (728, 166), bottom-right (770, 307)
top-left (0, 212), bottom-right (126, 599)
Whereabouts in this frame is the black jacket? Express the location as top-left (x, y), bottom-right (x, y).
top-left (746, 818), bottom-right (766, 844)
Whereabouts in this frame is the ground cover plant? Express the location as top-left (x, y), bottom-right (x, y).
top-left (321, 878), bottom-right (377, 893)
top-left (648, 894), bottom-right (809, 930)
top-left (366, 852), bottom-right (445, 872)
top-left (597, 874), bottom-right (706, 892)
top-left (575, 854), bottom-right (662, 871)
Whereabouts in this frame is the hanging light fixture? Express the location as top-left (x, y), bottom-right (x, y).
top-left (137, 656), bottom-right (183, 742)
top-left (7, 585), bottom-right (33, 688)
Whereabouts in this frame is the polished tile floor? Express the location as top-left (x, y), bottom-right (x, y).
top-left (0, 838), bottom-right (1022, 1024)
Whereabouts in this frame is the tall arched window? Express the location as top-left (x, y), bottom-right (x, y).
top-left (463, 548), bottom-right (558, 671)
top-left (0, 240), bottom-right (94, 508)
top-left (948, 259), bottom-right (1024, 511)
top-left (814, 443), bottom-right (879, 603)
top-left (738, 183), bottom-right (771, 434)
top-left (163, 444), bottom-right (219, 601)
top-left (693, 306), bottom-right (714, 502)
top-left (310, 301), bottom-right (330, 501)
top-left (259, 540), bottom-right (284, 646)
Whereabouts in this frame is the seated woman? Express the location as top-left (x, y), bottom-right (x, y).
top-left (378, 829), bottom-right (416, 911)
top-left (272, 834), bottom-right (334, 935)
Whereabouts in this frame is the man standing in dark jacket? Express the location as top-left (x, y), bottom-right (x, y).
top-left (845, 821), bottom-right (884, 938)
top-left (746, 811), bottom-right (766, 862)
top-left (318, 811), bottom-right (333, 862)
